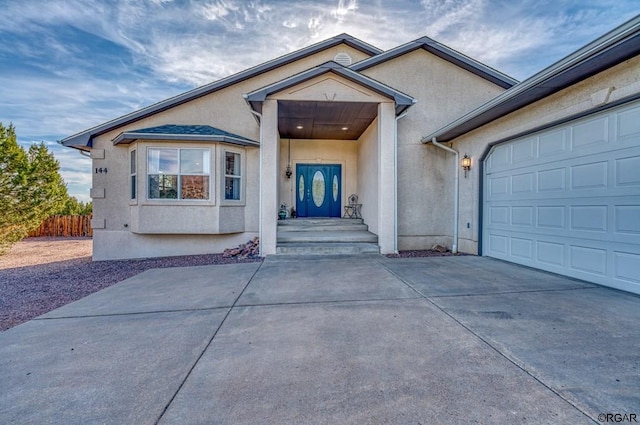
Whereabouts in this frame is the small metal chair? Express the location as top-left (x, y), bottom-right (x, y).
top-left (343, 194), bottom-right (362, 218)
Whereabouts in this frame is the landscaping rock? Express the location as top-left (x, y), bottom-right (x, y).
top-left (223, 237), bottom-right (260, 260)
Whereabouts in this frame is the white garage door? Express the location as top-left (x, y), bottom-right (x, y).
top-left (483, 100), bottom-right (640, 294)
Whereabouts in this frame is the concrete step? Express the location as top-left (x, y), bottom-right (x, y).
top-left (278, 223), bottom-right (369, 232)
top-left (276, 218), bottom-right (378, 256)
top-left (278, 218), bottom-right (364, 226)
top-left (277, 230), bottom-right (378, 244)
top-left (276, 242), bottom-right (380, 255)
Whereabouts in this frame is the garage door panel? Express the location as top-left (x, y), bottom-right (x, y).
top-left (537, 241), bottom-right (565, 266)
top-left (569, 245), bottom-right (607, 276)
top-left (484, 231), bottom-right (640, 293)
top-left (538, 167), bottom-right (566, 192)
top-left (614, 252), bottom-right (640, 285)
top-left (571, 116), bottom-right (608, 149)
top-left (511, 206), bottom-right (534, 226)
top-left (615, 205), bottom-right (640, 234)
top-left (512, 137), bottom-right (536, 163)
top-left (570, 161), bottom-right (608, 189)
top-left (510, 237), bottom-right (534, 259)
top-left (570, 205), bottom-right (607, 231)
top-left (511, 172), bottom-right (535, 193)
top-left (539, 129), bottom-right (567, 158)
top-left (485, 107), bottom-right (640, 176)
top-left (488, 149), bottom-right (640, 200)
top-left (484, 100), bottom-right (640, 294)
top-left (617, 104), bottom-right (640, 140)
top-left (615, 154), bottom-right (640, 185)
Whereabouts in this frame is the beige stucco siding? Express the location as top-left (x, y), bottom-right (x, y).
top-left (451, 55), bottom-right (640, 254)
top-left (94, 44), bottom-right (372, 147)
top-left (357, 118), bottom-right (379, 234)
top-left (360, 48), bottom-right (508, 250)
top-left (93, 232), bottom-right (258, 261)
top-left (89, 44), bottom-right (372, 259)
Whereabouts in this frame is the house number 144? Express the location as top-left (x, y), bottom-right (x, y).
top-left (95, 167), bottom-right (108, 174)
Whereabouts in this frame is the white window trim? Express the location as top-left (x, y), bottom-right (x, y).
top-left (221, 147), bottom-right (245, 206)
top-left (129, 147), bottom-right (137, 205)
top-left (143, 146), bottom-right (215, 205)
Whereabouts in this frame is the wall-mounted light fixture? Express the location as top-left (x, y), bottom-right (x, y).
top-left (285, 139), bottom-right (293, 179)
top-left (461, 153), bottom-right (471, 178)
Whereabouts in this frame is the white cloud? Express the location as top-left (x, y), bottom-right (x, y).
top-left (199, 1), bottom-right (238, 21)
top-left (333, 0), bottom-right (358, 20)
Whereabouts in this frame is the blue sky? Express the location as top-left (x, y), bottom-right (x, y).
top-left (1, 1), bottom-right (637, 202)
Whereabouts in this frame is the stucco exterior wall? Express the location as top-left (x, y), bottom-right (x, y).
top-left (92, 231), bottom-right (258, 261)
top-left (89, 43), bottom-right (371, 259)
top-left (279, 139), bottom-right (359, 213)
top-left (357, 118), bottom-right (379, 234)
top-left (360, 48), bottom-right (508, 250)
top-left (450, 55), bottom-right (640, 254)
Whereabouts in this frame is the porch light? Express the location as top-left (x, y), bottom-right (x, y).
top-left (285, 139), bottom-right (293, 179)
top-left (296, 125), bottom-right (303, 129)
top-left (461, 154), bottom-right (471, 178)
top-left (341, 126), bottom-right (349, 130)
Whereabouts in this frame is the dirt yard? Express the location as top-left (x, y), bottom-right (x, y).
top-left (0, 237), bottom-right (93, 270)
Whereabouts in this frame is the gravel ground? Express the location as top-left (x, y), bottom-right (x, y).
top-left (0, 237), bottom-right (261, 331)
top-left (385, 250), bottom-right (468, 258)
top-left (1, 238), bottom-right (465, 331)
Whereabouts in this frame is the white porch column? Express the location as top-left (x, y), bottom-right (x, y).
top-left (259, 99), bottom-right (279, 255)
top-left (377, 102), bottom-right (397, 254)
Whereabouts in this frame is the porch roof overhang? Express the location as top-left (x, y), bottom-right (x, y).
top-left (244, 62), bottom-right (415, 140)
top-left (423, 15), bottom-right (640, 144)
top-left (112, 124), bottom-right (259, 147)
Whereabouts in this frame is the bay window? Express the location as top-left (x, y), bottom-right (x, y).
top-left (224, 151), bottom-right (242, 200)
top-left (147, 148), bottom-right (210, 200)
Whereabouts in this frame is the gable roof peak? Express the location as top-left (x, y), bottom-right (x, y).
top-left (351, 35), bottom-right (518, 89)
top-left (60, 33), bottom-right (382, 150)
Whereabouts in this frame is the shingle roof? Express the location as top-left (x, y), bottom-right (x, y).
top-left (112, 124), bottom-right (259, 147)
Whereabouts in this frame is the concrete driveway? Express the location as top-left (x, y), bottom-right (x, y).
top-left (1, 255), bottom-right (638, 424)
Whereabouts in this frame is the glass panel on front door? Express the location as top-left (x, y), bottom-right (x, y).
top-left (296, 164), bottom-right (341, 217)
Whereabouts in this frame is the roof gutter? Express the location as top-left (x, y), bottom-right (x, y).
top-left (425, 137), bottom-right (459, 254)
top-left (394, 110), bottom-right (410, 253)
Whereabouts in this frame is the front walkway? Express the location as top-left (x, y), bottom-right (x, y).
top-left (1, 255), bottom-right (638, 424)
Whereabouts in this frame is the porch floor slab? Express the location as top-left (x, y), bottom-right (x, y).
top-left (1, 255), bottom-right (638, 424)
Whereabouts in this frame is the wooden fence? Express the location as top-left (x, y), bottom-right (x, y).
top-left (28, 215), bottom-right (93, 238)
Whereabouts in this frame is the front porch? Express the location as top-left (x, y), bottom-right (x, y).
top-left (276, 217), bottom-right (379, 255)
top-left (244, 62), bottom-right (415, 255)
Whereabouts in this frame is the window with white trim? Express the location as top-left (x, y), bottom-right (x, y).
top-left (147, 148), bottom-right (210, 200)
top-left (224, 151), bottom-right (242, 200)
top-left (130, 149), bottom-right (136, 200)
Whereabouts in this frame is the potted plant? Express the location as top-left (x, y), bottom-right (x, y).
top-left (278, 203), bottom-right (288, 220)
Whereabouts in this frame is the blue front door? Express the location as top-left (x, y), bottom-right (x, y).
top-left (296, 164), bottom-right (341, 217)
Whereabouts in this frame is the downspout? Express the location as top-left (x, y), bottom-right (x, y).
top-left (394, 110), bottom-right (409, 254)
top-left (249, 109), bottom-right (264, 256)
top-left (428, 137), bottom-right (459, 254)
